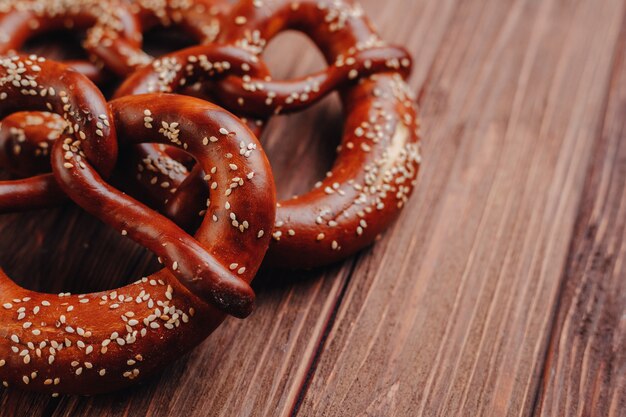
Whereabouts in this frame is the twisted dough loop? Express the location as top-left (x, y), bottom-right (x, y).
top-left (89, 0), bottom-right (231, 76)
top-left (53, 93), bottom-right (275, 318)
top-left (0, 93), bottom-right (276, 394)
top-left (119, 0), bottom-right (422, 268)
top-left (0, 0), bottom-right (145, 83)
top-left (0, 0), bottom-right (422, 268)
top-left (0, 55), bottom-right (117, 212)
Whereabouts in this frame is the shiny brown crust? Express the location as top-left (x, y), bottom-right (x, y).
top-left (0, 111), bottom-right (191, 212)
top-left (1, 0), bottom-right (422, 269)
top-left (0, 55), bottom-right (117, 212)
top-left (88, 0), bottom-right (230, 76)
top-left (0, 0), bottom-right (144, 82)
top-left (0, 0), bottom-right (421, 397)
top-left (0, 93), bottom-right (276, 395)
top-left (116, 0), bottom-right (422, 268)
top-left (0, 111), bottom-right (65, 177)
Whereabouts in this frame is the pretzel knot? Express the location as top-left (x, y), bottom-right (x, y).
top-left (0, 59), bottom-right (276, 394)
top-left (0, 55), bottom-right (118, 211)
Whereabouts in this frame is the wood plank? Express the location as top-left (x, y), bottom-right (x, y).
top-left (296, 0), bottom-right (625, 416)
top-left (533, 18), bottom-right (626, 417)
top-left (1, 1), bottom-right (458, 415)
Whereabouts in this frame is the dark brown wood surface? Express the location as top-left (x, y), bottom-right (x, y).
top-left (1, 0), bottom-right (625, 416)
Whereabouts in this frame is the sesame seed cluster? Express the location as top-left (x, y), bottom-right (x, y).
top-left (0, 0), bottom-right (421, 395)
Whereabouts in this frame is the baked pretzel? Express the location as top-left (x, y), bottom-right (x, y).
top-left (0, 0), bottom-right (420, 397)
top-left (117, 0), bottom-right (422, 268)
top-left (0, 0), bottom-right (145, 83)
top-left (0, 53), bottom-right (273, 314)
top-left (0, 92), bottom-right (276, 394)
top-left (1, 0), bottom-right (422, 269)
top-left (0, 55), bottom-right (117, 211)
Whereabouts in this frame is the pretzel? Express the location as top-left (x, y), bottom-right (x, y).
top-left (0, 92), bottom-right (276, 394)
top-left (0, 55), bottom-right (117, 212)
top-left (0, 55), bottom-right (270, 315)
top-left (0, 0), bottom-right (145, 83)
top-left (0, 0), bottom-right (420, 396)
top-left (1, 0), bottom-right (422, 269)
top-left (85, 0), bottom-right (231, 76)
top-left (116, 0), bottom-right (422, 268)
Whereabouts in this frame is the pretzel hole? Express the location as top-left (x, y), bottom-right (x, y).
top-left (142, 26), bottom-right (197, 58)
top-left (0, 207), bottom-right (161, 295)
top-left (0, 105), bottom-right (161, 293)
top-left (262, 31), bottom-right (327, 80)
top-left (22, 29), bottom-right (90, 62)
top-left (262, 92), bottom-right (343, 200)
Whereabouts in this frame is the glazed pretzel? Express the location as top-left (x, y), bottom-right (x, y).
top-left (0, 0), bottom-right (420, 396)
top-left (117, 0), bottom-right (422, 268)
top-left (0, 0), bottom-right (235, 189)
top-left (0, 0), bottom-right (422, 269)
top-left (0, 92), bottom-right (276, 394)
top-left (0, 55), bottom-right (273, 316)
top-left (0, 0), bottom-right (145, 83)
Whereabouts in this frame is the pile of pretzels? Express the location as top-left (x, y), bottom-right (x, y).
top-left (0, 0), bottom-right (421, 396)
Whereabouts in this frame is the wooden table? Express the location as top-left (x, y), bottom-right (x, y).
top-left (1, 0), bottom-right (625, 415)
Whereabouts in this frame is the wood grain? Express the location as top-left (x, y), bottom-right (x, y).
top-left (297, 0), bottom-right (626, 415)
top-left (534, 17), bottom-right (626, 417)
top-left (0, 0), bottom-right (625, 416)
